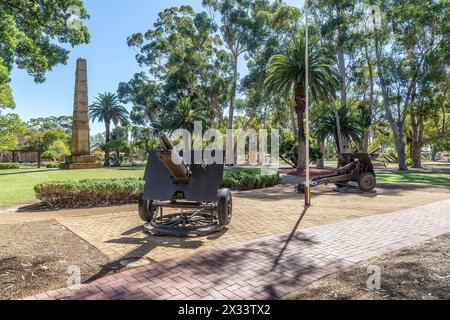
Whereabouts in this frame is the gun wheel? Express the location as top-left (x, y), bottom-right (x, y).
top-left (138, 194), bottom-right (156, 222)
top-left (358, 172), bottom-right (376, 192)
top-left (217, 188), bottom-right (232, 226)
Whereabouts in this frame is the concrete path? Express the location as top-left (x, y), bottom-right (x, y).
top-left (27, 199), bottom-right (450, 300)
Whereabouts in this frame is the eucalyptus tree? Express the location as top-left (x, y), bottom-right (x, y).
top-left (127, 6), bottom-right (231, 128)
top-left (310, 0), bottom-right (365, 155)
top-left (118, 72), bottom-right (167, 133)
top-left (265, 35), bottom-right (339, 169)
top-left (373, 0), bottom-right (448, 170)
top-left (408, 76), bottom-right (449, 168)
top-left (203, 0), bottom-right (301, 130)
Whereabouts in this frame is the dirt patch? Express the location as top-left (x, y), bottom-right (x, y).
top-left (0, 220), bottom-right (108, 300)
top-left (286, 234), bottom-right (450, 300)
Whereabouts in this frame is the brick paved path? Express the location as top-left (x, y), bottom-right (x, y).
top-left (27, 199), bottom-right (450, 300)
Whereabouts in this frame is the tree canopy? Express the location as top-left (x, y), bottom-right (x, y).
top-left (0, 0), bottom-right (90, 105)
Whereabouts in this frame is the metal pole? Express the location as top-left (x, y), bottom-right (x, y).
top-left (304, 0), bottom-right (311, 206)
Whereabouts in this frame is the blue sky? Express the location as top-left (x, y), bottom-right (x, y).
top-left (9, 0), bottom-right (303, 135)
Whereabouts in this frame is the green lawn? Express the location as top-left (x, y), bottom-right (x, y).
top-left (1, 166), bottom-right (448, 207)
top-left (377, 172), bottom-right (450, 187)
top-left (0, 167), bottom-right (145, 207)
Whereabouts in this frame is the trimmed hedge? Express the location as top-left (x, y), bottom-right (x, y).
top-left (222, 168), bottom-right (281, 191)
top-left (35, 178), bottom-right (144, 208)
top-left (34, 168), bottom-right (281, 208)
top-left (46, 162), bottom-right (61, 169)
top-left (0, 163), bottom-right (20, 170)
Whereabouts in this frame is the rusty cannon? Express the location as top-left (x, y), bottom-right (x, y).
top-left (297, 147), bottom-right (382, 194)
top-left (138, 134), bottom-right (232, 236)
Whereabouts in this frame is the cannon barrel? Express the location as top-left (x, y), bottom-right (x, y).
top-left (368, 146), bottom-right (382, 159)
top-left (160, 133), bottom-right (174, 151)
top-left (158, 134), bottom-right (191, 184)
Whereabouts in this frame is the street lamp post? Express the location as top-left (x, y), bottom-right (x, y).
top-left (304, 0), bottom-right (311, 206)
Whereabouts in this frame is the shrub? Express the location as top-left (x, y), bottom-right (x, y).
top-left (0, 163), bottom-right (20, 170)
top-left (222, 168), bottom-right (281, 191)
top-left (406, 157), bottom-right (413, 166)
top-left (35, 178), bottom-right (145, 208)
top-left (46, 162), bottom-right (61, 169)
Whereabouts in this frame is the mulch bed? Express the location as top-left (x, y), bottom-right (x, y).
top-left (286, 233), bottom-right (450, 300)
top-left (0, 220), bottom-right (109, 299)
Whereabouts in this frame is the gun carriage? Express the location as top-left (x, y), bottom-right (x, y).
top-left (139, 134), bottom-right (232, 236)
top-left (298, 147), bottom-right (382, 193)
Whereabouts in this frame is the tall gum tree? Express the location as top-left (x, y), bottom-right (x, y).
top-left (310, 0), bottom-right (366, 155)
top-left (126, 6), bottom-right (231, 129)
top-left (373, 0), bottom-right (448, 170)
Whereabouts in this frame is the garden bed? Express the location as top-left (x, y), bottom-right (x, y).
top-left (0, 163), bottom-right (20, 170)
top-left (222, 168), bottom-right (281, 191)
top-left (35, 179), bottom-right (144, 209)
top-left (33, 168), bottom-right (281, 209)
top-left (0, 220), bottom-right (108, 300)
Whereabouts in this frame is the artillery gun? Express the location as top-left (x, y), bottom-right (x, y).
top-left (298, 147), bottom-right (382, 194)
top-left (138, 134), bottom-right (232, 236)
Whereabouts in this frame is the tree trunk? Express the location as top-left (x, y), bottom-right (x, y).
top-left (325, 140), bottom-right (331, 161)
top-left (358, 129), bottom-right (370, 153)
top-left (335, 43), bottom-right (346, 157)
top-left (359, 45), bottom-right (374, 154)
top-left (295, 86), bottom-right (307, 169)
top-left (116, 150), bottom-right (120, 166)
top-left (297, 111), bottom-right (306, 169)
top-left (410, 111), bottom-right (424, 168)
top-left (289, 102), bottom-right (298, 138)
top-left (316, 135), bottom-right (325, 169)
top-left (393, 129), bottom-right (408, 171)
top-left (314, 12), bottom-right (343, 158)
top-left (374, 31), bottom-right (408, 171)
top-left (228, 54), bottom-right (238, 130)
top-left (104, 121), bottom-right (110, 167)
top-left (411, 142), bottom-right (422, 168)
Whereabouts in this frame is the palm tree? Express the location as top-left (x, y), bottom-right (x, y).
top-left (89, 92), bottom-right (129, 166)
top-left (313, 103), bottom-right (364, 153)
top-left (167, 97), bottom-right (208, 133)
top-left (265, 35), bottom-right (339, 169)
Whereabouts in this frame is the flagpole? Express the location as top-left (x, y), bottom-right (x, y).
top-left (304, 0), bottom-right (311, 206)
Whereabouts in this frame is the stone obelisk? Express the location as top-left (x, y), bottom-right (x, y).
top-left (63, 58), bottom-right (101, 169)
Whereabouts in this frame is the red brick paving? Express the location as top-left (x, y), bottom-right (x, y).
top-left (25, 199), bottom-right (450, 300)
